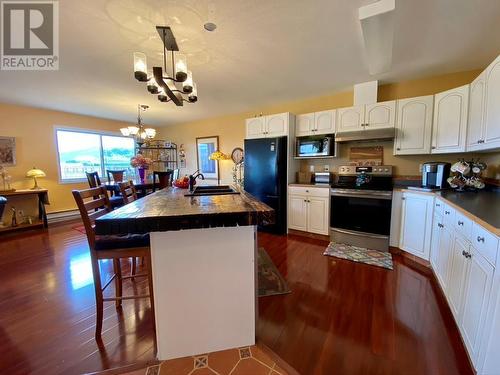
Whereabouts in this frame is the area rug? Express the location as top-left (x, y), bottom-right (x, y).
top-left (258, 247), bottom-right (291, 297)
top-left (323, 242), bottom-right (393, 270)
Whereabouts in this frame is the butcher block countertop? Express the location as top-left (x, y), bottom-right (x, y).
top-left (94, 186), bottom-right (274, 235)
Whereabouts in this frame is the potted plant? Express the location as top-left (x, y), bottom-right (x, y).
top-left (130, 153), bottom-right (152, 183)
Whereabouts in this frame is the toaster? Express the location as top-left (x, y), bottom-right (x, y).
top-left (313, 172), bottom-right (333, 185)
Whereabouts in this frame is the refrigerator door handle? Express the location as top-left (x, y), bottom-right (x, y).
top-left (265, 195), bottom-right (279, 199)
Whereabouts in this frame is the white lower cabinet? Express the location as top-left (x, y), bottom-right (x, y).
top-left (447, 235), bottom-right (469, 318)
top-left (399, 192), bottom-right (434, 260)
top-left (288, 194), bottom-right (308, 232)
top-left (425, 196), bottom-right (499, 373)
top-left (288, 186), bottom-right (329, 235)
top-left (460, 246), bottom-right (494, 365)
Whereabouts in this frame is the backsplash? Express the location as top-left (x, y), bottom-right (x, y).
top-left (300, 141), bottom-right (500, 180)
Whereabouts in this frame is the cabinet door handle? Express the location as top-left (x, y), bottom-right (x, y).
top-left (396, 147), bottom-right (401, 151)
top-left (401, 197), bottom-right (406, 200)
top-left (477, 236), bottom-right (485, 243)
top-left (438, 223), bottom-right (443, 228)
top-left (458, 221), bottom-right (464, 226)
top-left (462, 250), bottom-right (467, 257)
top-left (431, 146), bottom-right (436, 149)
top-left (436, 203), bottom-right (441, 207)
top-left (364, 123), bottom-right (369, 127)
top-left (445, 211), bottom-right (450, 215)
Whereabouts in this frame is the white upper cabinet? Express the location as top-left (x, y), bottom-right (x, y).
top-left (431, 84), bottom-right (470, 154)
top-left (337, 102), bottom-right (396, 133)
top-left (483, 54), bottom-right (500, 150)
top-left (295, 110), bottom-right (336, 137)
top-left (266, 113), bottom-right (289, 137)
top-left (467, 71), bottom-right (486, 151)
top-left (296, 113), bottom-right (315, 137)
top-left (364, 100), bottom-right (396, 129)
top-left (314, 109), bottom-right (336, 135)
top-left (245, 117), bottom-right (265, 139)
top-left (394, 95), bottom-right (434, 155)
top-left (337, 105), bottom-right (365, 132)
top-left (245, 113), bottom-right (291, 139)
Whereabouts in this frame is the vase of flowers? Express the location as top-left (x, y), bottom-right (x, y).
top-left (130, 154), bottom-right (152, 183)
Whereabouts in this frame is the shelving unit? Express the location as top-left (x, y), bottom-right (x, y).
top-left (137, 140), bottom-right (178, 171)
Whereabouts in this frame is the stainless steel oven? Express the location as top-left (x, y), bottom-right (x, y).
top-left (329, 166), bottom-right (393, 252)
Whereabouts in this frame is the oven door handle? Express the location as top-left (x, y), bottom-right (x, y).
top-left (331, 227), bottom-right (389, 240)
top-left (330, 191), bottom-right (392, 200)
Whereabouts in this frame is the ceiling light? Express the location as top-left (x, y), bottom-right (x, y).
top-left (204, 22), bottom-right (217, 32)
top-left (120, 104), bottom-right (156, 147)
top-left (133, 26), bottom-right (198, 107)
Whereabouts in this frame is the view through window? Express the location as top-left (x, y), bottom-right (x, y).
top-left (56, 129), bottom-right (135, 182)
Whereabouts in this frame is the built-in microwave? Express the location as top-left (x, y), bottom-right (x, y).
top-left (296, 135), bottom-right (335, 158)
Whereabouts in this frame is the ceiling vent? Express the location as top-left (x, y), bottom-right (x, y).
top-left (359, 0), bottom-right (396, 75)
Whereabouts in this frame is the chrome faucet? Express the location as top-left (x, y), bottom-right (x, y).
top-left (188, 170), bottom-right (205, 192)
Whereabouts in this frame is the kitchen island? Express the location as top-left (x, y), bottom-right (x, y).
top-left (95, 186), bottom-right (274, 360)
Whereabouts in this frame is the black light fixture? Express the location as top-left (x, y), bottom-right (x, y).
top-left (133, 26), bottom-right (198, 106)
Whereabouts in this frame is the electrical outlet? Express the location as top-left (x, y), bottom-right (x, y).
top-left (17, 209), bottom-right (24, 217)
top-left (324, 165), bottom-right (330, 172)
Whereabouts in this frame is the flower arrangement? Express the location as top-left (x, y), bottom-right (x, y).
top-left (130, 153), bottom-right (152, 169)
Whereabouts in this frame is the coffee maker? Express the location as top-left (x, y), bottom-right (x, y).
top-left (422, 162), bottom-right (451, 189)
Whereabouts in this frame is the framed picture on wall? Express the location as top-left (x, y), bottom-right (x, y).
top-left (0, 137), bottom-right (16, 166)
top-left (196, 136), bottom-right (219, 180)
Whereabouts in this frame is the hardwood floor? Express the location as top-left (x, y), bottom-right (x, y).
top-left (0, 223), bottom-right (473, 375)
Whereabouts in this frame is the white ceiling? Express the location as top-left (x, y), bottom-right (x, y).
top-left (1, 0), bottom-right (500, 126)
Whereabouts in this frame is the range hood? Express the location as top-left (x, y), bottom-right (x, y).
top-left (335, 127), bottom-right (395, 143)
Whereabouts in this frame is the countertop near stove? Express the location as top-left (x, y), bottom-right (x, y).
top-left (395, 186), bottom-right (500, 235)
top-left (289, 183), bottom-right (331, 188)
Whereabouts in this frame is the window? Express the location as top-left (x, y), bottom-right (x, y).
top-left (56, 129), bottom-right (135, 182)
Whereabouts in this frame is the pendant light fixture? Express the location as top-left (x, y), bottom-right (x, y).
top-left (120, 105), bottom-right (156, 146)
top-left (133, 26), bottom-right (198, 106)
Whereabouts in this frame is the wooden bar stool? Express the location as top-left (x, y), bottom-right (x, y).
top-left (72, 185), bottom-right (154, 340)
top-left (118, 180), bottom-right (143, 278)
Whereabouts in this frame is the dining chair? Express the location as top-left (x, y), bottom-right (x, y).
top-left (118, 180), bottom-right (138, 205)
top-left (72, 186), bottom-right (154, 340)
top-left (107, 170), bottom-right (126, 183)
top-left (86, 171), bottom-right (123, 209)
top-left (152, 170), bottom-right (172, 191)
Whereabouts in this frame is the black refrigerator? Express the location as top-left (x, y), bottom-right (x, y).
top-left (244, 136), bottom-right (288, 234)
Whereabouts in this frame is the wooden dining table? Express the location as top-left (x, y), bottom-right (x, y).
top-left (104, 178), bottom-right (154, 197)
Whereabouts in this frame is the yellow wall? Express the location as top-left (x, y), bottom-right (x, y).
top-left (159, 68), bottom-right (499, 181)
top-left (1, 68), bottom-right (499, 216)
top-left (0, 103), bottom-right (140, 213)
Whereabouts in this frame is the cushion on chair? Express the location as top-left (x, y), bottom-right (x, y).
top-left (94, 233), bottom-right (150, 251)
top-left (109, 195), bottom-right (124, 208)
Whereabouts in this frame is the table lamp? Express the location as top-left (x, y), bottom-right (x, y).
top-left (209, 150), bottom-right (229, 185)
top-left (26, 167), bottom-right (46, 189)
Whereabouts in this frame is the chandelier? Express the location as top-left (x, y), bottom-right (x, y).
top-left (133, 26), bottom-right (198, 106)
top-left (120, 104), bottom-right (156, 146)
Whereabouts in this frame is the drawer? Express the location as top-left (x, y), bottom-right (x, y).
top-left (454, 210), bottom-right (473, 241)
top-left (471, 223), bottom-right (499, 265)
top-left (289, 186), bottom-right (330, 198)
top-left (434, 198), bottom-right (444, 217)
top-left (442, 203), bottom-right (455, 228)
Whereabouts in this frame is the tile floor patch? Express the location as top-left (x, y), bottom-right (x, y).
top-left (239, 347), bottom-right (251, 359)
top-left (194, 355), bottom-right (208, 368)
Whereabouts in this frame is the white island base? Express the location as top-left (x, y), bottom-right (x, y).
top-left (150, 225), bottom-right (257, 360)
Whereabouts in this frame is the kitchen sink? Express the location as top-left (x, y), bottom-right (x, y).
top-left (184, 185), bottom-right (241, 197)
